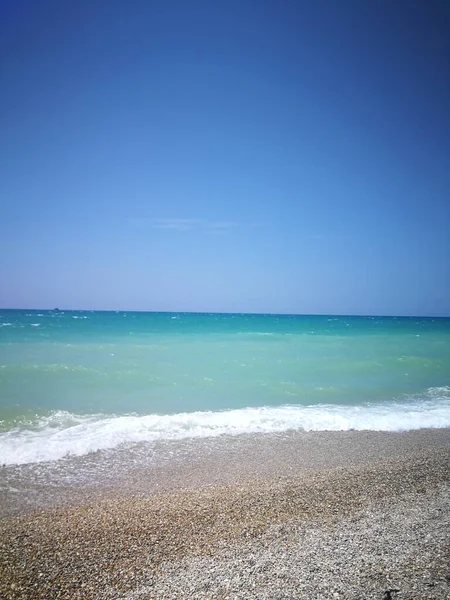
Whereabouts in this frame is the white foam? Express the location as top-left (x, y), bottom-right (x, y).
top-left (1, 387), bottom-right (449, 465)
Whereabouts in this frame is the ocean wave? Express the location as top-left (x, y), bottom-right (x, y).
top-left (1, 387), bottom-right (449, 465)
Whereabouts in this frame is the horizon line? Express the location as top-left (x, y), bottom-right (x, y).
top-left (1, 307), bottom-right (448, 319)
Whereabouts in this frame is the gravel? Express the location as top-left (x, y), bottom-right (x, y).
top-left (1, 438), bottom-right (449, 599)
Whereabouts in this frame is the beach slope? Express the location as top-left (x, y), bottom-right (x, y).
top-left (1, 430), bottom-right (449, 600)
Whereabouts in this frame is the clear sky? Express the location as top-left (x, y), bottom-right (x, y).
top-left (1, 0), bottom-right (449, 315)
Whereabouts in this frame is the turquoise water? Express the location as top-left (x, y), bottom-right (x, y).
top-left (1, 309), bottom-right (449, 465)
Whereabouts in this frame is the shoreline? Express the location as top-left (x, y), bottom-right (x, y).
top-left (1, 429), bottom-right (450, 599)
top-left (1, 427), bottom-right (450, 518)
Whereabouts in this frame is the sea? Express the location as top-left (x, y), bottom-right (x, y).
top-left (1, 309), bottom-right (449, 469)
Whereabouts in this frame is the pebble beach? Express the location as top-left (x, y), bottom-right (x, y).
top-left (1, 429), bottom-right (450, 600)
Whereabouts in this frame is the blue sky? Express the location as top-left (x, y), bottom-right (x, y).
top-left (1, 0), bottom-right (449, 315)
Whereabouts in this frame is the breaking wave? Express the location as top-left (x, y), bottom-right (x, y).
top-left (1, 387), bottom-right (449, 465)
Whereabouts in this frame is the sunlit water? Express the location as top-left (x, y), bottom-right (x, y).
top-left (1, 310), bottom-right (449, 466)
